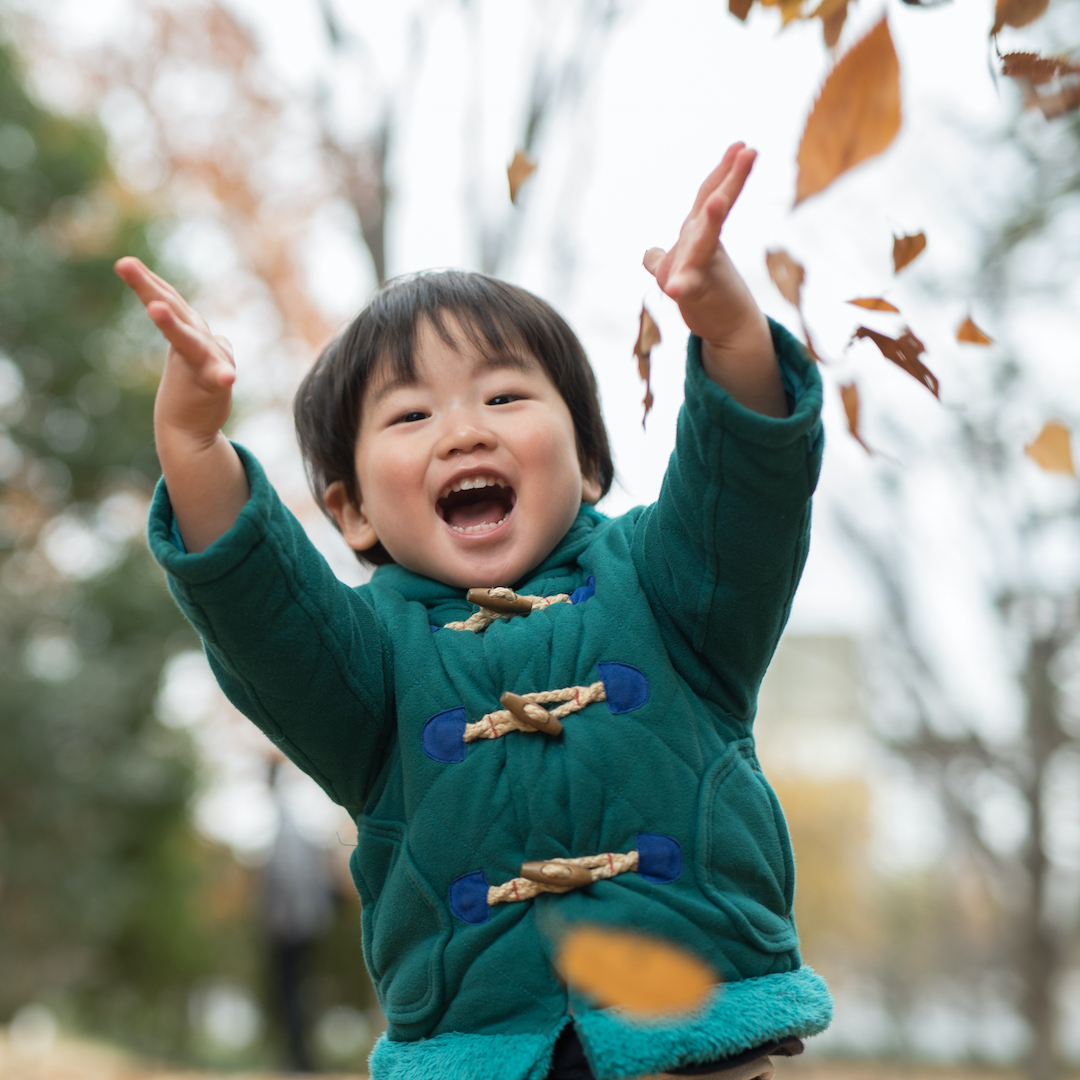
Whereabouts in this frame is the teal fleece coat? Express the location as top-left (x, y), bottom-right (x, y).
top-left (147, 324), bottom-right (832, 1080)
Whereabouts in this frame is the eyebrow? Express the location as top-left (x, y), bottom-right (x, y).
top-left (367, 353), bottom-right (538, 408)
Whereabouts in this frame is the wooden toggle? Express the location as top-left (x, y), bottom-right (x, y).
top-left (500, 691), bottom-right (563, 736)
top-left (520, 861), bottom-right (593, 888)
top-left (467, 588), bottom-right (534, 616)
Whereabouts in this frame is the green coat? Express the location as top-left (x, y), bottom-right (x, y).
top-left (148, 324), bottom-right (832, 1080)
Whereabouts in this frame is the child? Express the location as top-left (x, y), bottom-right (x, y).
top-left (117, 143), bottom-right (831, 1080)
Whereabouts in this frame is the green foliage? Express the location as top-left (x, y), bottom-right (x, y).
top-left (0, 31), bottom-right (258, 1062)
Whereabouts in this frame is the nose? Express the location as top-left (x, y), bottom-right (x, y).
top-left (436, 412), bottom-right (498, 458)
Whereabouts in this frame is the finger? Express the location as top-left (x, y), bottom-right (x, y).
top-left (213, 335), bottom-right (235, 359)
top-left (703, 147), bottom-right (757, 227)
top-left (148, 302), bottom-right (235, 388)
top-left (116, 257), bottom-right (207, 332)
top-left (642, 247), bottom-right (667, 277)
top-left (690, 142), bottom-right (745, 216)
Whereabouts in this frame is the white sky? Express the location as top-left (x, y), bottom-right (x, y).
top-left (19, 0), bottom-right (1080, 880)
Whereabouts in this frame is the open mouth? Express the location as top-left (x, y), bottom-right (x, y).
top-left (436, 475), bottom-right (516, 535)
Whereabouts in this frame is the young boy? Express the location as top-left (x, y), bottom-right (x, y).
top-left (117, 144), bottom-right (831, 1080)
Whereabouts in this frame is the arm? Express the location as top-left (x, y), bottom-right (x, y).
top-left (635, 146), bottom-right (823, 718)
top-left (114, 257), bottom-right (248, 553)
top-left (149, 443), bottom-right (395, 815)
top-left (632, 325), bottom-right (822, 720)
top-left (118, 258), bottom-right (393, 810)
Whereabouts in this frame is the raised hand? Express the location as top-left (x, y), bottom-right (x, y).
top-left (115, 256), bottom-right (236, 444)
top-left (115, 256), bottom-right (249, 552)
top-left (643, 144), bottom-right (787, 418)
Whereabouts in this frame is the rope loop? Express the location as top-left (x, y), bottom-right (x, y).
top-left (464, 681), bottom-right (605, 743)
top-left (444, 588), bottom-right (571, 633)
top-left (488, 850), bottom-right (639, 906)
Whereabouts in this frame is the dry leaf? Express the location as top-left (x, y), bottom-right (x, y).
top-left (893, 232), bottom-right (927, 273)
top-left (853, 325), bottom-right (940, 397)
top-left (840, 382), bottom-right (872, 453)
top-left (1002, 51), bottom-right (1080, 84)
top-left (795, 17), bottom-right (901, 205)
top-left (766, 250), bottom-right (806, 309)
top-left (1028, 83), bottom-right (1080, 119)
top-left (557, 926), bottom-right (717, 1016)
top-left (729, 0), bottom-right (755, 19)
top-left (992, 0), bottom-right (1049, 34)
top-left (957, 317), bottom-right (993, 345)
top-left (1025, 421), bottom-right (1075, 475)
top-left (633, 305), bottom-right (661, 426)
top-left (848, 297), bottom-right (900, 312)
top-left (761, 0), bottom-right (805, 22)
top-left (507, 150), bottom-right (537, 204)
top-left (811, 0), bottom-right (851, 47)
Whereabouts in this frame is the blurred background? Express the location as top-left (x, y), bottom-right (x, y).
top-left (0, 0), bottom-right (1078, 1077)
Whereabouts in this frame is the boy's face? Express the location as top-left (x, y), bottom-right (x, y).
top-left (327, 318), bottom-right (601, 589)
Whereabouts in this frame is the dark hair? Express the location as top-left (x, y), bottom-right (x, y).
top-left (294, 269), bottom-right (614, 566)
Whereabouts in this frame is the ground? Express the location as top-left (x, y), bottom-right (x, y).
top-left (2, 1031), bottom-right (1078, 1080)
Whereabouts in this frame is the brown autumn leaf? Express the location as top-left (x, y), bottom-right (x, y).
top-left (795, 17), bottom-right (901, 205)
top-left (557, 926), bottom-right (717, 1016)
top-left (507, 150), bottom-right (537, 204)
top-left (1001, 51), bottom-right (1080, 85)
top-left (893, 231), bottom-right (927, 273)
top-left (1025, 421), bottom-right (1075, 476)
top-left (766, 250), bottom-right (806, 309)
top-left (811, 0), bottom-right (851, 47)
top-left (848, 297), bottom-right (900, 312)
top-left (853, 325), bottom-right (940, 398)
top-left (840, 382), bottom-right (872, 453)
top-left (1020, 80), bottom-right (1080, 120)
top-left (957, 316), bottom-right (993, 345)
top-left (761, 0), bottom-right (805, 24)
top-left (729, 0), bottom-right (755, 19)
top-left (992, 0), bottom-right (1049, 35)
top-left (633, 305), bottom-right (661, 426)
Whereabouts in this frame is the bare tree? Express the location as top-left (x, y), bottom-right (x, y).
top-left (840, 105), bottom-right (1080, 1080)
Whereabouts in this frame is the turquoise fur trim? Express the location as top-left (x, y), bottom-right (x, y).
top-left (366, 967), bottom-right (830, 1080)
top-left (576, 965), bottom-right (833, 1080)
top-left (368, 1023), bottom-right (566, 1080)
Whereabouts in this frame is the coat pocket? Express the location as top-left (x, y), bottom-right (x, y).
top-left (351, 817), bottom-right (452, 1027)
top-left (696, 742), bottom-right (798, 954)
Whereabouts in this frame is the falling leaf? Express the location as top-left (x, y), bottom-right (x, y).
top-left (557, 926), bottom-right (717, 1016)
top-left (1027, 83), bottom-right (1080, 120)
top-left (840, 382), bottom-right (872, 453)
top-left (507, 150), bottom-right (537, 204)
top-left (633, 305), bottom-right (661, 426)
top-left (810, 0), bottom-right (851, 47)
top-left (992, 0), bottom-right (1049, 35)
top-left (795, 17), bottom-right (901, 205)
top-left (853, 325), bottom-right (940, 398)
top-left (766, 250), bottom-right (805, 309)
top-left (893, 232), bottom-right (927, 273)
top-left (848, 297), bottom-right (900, 312)
top-left (957, 317), bottom-right (993, 345)
top-left (760, 0), bottom-right (805, 23)
top-left (1001, 51), bottom-right (1080, 84)
top-left (1025, 421), bottom-right (1075, 475)
top-left (729, 0), bottom-right (755, 19)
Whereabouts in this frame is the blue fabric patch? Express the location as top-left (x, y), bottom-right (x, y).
top-left (430, 624), bottom-right (441, 633)
top-left (448, 870), bottom-right (490, 924)
top-left (597, 662), bottom-right (649, 714)
top-left (570, 574), bottom-right (596, 605)
top-left (636, 832), bottom-right (682, 884)
top-left (421, 707), bottom-right (467, 763)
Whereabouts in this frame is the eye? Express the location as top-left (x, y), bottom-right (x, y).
top-left (487, 393), bottom-right (522, 406)
top-left (393, 410), bottom-right (428, 424)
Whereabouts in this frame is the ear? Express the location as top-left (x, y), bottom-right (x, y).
top-left (581, 469), bottom-right (602, 506)
top-left (324, 480), bottom-right (380, 552)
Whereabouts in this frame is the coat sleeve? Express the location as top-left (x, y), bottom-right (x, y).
top-left (630, 319), bottom-right (824, 721)
top-left (147, 444), bottom-right (393, 813)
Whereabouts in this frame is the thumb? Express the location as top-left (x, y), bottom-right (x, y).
top-left (642, 247), bottom-right (666, 277)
